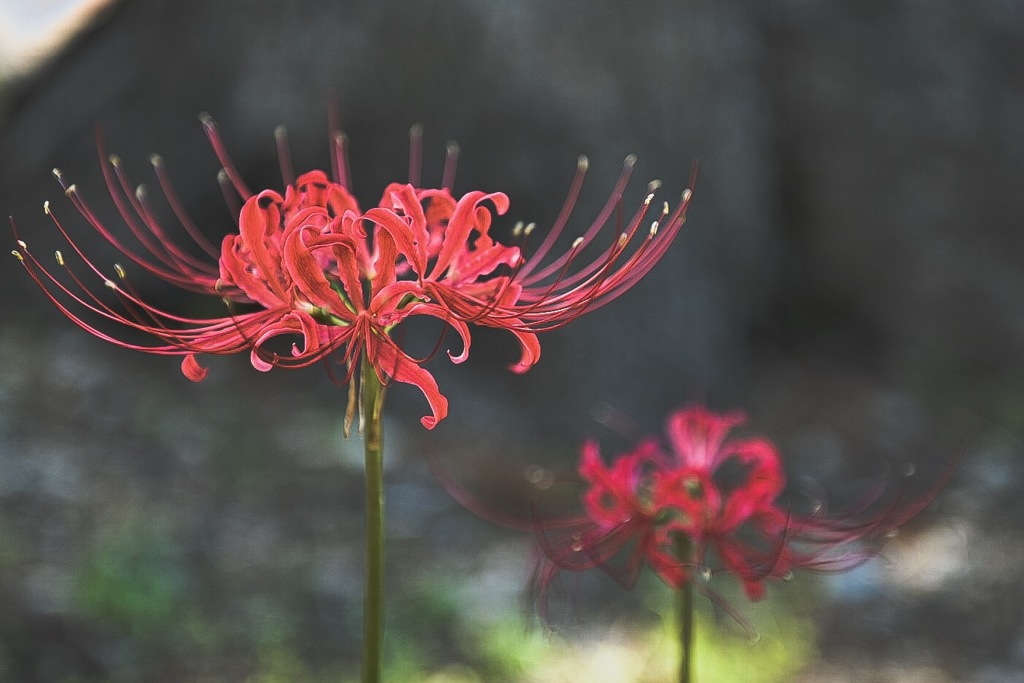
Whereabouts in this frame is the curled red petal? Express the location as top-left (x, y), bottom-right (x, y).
top-left (430, 191), bottom-right (510, 280)
top-left (665, 405), bottom-right (746, 470)
top-left (369, 336), bottom-right (448, 429)
top-left (249, 350), bottom-right (273, 372)
top-left (402, 299), bottom-right (473, 365)
top-left (181, 353), bottom-right (209, 382)
top-left (505, 327), bottom-right (541, 374)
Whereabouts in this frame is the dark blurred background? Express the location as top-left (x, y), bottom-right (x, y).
top-left (1, 1), bottom-right (1022, 680)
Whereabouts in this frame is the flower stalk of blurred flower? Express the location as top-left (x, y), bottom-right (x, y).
top-left (528, 404), bottom-right (952, 683)
top-left (11, 116), bottom-right (693, 681)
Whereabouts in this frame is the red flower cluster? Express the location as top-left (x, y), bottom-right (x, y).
top-left (534, 405), bottom-right (944, 621)
top-left (12, 116), bottom-right (693, 428)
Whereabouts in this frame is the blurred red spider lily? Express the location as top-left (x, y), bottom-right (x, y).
top-left (527, 405), bottom-right (953, 628)
top-left (11, 115), bottom-right (692, 429)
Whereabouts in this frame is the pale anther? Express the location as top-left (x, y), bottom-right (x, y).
top-left (17, 240), bottom-right (27, 249)
top-left (114, 263), bottom-right (126, 279)
top-left (12, 250), bottom-right (23, 261)
top-left (524, 222), bottom-right (536, 236)
top-left (571, 237), bottom-right (584, 249)
top-left (54, 250), bottom-right (64, 266)
top-left (577, 155), bottom-right (589, 171)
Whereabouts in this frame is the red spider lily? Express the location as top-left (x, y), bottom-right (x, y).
top-left (11, 115), bottom-right (691, 428)
top-left (532, 405), bottom-right (951, 627)
top-left (371, 156), bottom-right (695, 373)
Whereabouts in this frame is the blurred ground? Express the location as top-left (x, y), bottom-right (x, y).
top-left (1, 1), bottom-right (1023, 681)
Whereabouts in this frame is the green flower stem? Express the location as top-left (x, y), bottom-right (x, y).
top-left (675, 536), bottom-right (694, 683)
top-left (360, 354), bottom-right (386, 683)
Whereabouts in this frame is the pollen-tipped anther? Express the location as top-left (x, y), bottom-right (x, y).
top-left (43, 201), bottom-right (51, 215)
top-left (148, 153), bottom-right (163, 168)
top-left (577, 155), bottom-right (589, 171)
top-left (12, 250), bottom-right (23, 261)
top-left (682, 188), bottom-right (693, 203)
top-left (114, 263), bottom-right (126, 280)
top-left (512, 221), bottom-right (524, 238)
top-left (216, 169), bottom-right (229, 184)
top-left (649, 221), bottom-right (660, 237)
top-left (135, 185), bottom-right (148, 201)
top-left (571, 237), bottom-right (584, 249)
top-left (109, 154), bottom-right (122, 168)
top-left (65, 184), bottom-right (78, 197)
top-left (16, 240), bottom-right (27, 249)
top-left (54, 250), bottom-right (64, 266)
top-left (623, 153), bottom-right (638, 169)
top-left (524, 222), bottom-right (536, 236)
top-left (198, 111), bottom-right (215, 128)
top-left (52, 168), bottom-right (65, 183)
top-left (647, 179), bottom-right (663, 194)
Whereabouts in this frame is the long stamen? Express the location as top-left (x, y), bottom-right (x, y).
top-left (332, 131), bottom-right (351, 191)
top-left (516, 155), bottom-right (589, 279)
top-left (441, 141), bottom-right (459, 190)
top-left (148, 154), bottom-right (221, 258)
top-left (274, 125), bottom-right (295, 187)
top-left (216, 169), bottom-right (242, 225)
top-left (521, 154), bottom-right (635, 285)
top-left (200, 112), bottom-right (252, 199)
top-left (408, 124), bottom-right (423, 187)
